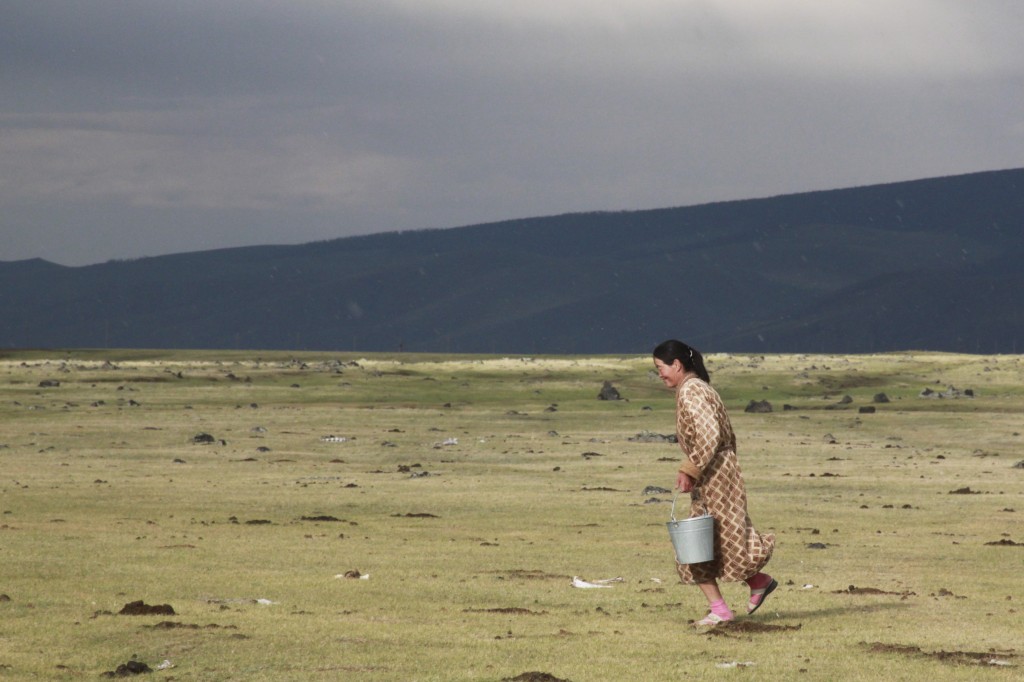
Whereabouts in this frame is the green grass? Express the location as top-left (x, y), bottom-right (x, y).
top-left (1, 351), bottom-right (1021, 680)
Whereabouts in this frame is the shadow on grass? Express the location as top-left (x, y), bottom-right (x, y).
top-left (697, 602), bottom-right (912, 638)
top-left (756, 600), bottom-right (912, 621)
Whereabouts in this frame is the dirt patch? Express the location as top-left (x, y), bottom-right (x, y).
top-left (639, 601), bottom-right (684, 611)
top-left (502, 673), bottom-right (571, 682)
top-left (394, 512), bottom-right (439, 518)
top-left (118, 600), bottom-right (175, 616)
top-left (985, 538), bottom-right (1022, 546)
top-left (144, 621), bottom-right (238, 630)
top-left (338, 569), bottom-right (366, 579)
top-left (704, 621), bottom-right (802, 637)
top-left (817, 373), bottom-right (889, 390)
top-left (833, 585), bottom-right (916, 597)
top-left (101, 660), bottom-right (152, 677)
top-left (863, 642), bottom-right (1017, 667)
top-left (465, 607), bottom-right (547, 615)
top-left (948, 487), bottom-right (982, 494)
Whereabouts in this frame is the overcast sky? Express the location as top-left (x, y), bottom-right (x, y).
top-left (3, 1), bottom-right (1023, 266)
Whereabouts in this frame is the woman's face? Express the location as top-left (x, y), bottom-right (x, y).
top-left (654, 357), bottom-right (686, 388)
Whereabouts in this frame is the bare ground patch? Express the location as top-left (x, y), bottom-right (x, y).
top-left (703, 621), bottom-right (802, 637)
top-left (117, 601), bottom-right (175, 616)
top-left (863, 642), bottom-right (1017, 667)
top-left (833, 585), bottom-right (916, 597)
top-left (143, 621), bottom-right (238, 631)
top-left (464, 607), bottom-right (548, 615)
top-left (502, 673), bottom-right (571, 682)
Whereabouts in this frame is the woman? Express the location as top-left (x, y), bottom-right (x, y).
top-left (653, 339), bottom-right (776, 626)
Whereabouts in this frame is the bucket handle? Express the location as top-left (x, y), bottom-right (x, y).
top-left (669, 490), bottom-right (709, 522)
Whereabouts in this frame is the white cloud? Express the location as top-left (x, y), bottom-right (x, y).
top-left (376, 0), bottom-right (1021, 78)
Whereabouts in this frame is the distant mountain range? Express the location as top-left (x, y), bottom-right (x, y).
top-left (3, 168), bottom-right (1023, 355)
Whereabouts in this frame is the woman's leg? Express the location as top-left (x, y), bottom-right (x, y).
top-left (697, 581), bottom-right (724, 604)
top-left (695, 580), bottom-right (733, 624)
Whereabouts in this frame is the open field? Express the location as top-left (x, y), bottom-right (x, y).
top-left (1, 349), bottom-right (1022, 681)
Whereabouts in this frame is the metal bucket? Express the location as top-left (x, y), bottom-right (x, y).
top-left (667, 494), bottom-right (715, 564)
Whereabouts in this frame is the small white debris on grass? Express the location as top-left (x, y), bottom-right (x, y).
top-left (256, 598), bottom-right (277, 605)
top-left (155, 660), bottom-right (175, 670)
top-left (716, 661), bottom-right (755, 669)
top-left (571, 576), bottom-right (622, 589)
top-left (320, 435), bottom-right (348, 442)
top-left (802, 584), bottom-right (815, 589)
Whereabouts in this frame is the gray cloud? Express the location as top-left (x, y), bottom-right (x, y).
top-left (2, 0), bottom-right (1023, 265)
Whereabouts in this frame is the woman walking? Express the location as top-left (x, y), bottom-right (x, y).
top-left (653, 339), bottom-right (777, 626)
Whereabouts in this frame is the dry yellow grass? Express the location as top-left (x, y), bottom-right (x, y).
top-left (1, 350), bottom-right (1021, 680)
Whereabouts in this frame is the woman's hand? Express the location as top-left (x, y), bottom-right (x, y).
top-left (676, 471), bottom-right (694, 492)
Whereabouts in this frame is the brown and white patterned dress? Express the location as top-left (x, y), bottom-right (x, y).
top-left (673, 376), bottom-right (774, 584)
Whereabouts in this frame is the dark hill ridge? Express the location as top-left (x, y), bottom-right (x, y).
top-left (2, 167), bottom-right (1023, 354)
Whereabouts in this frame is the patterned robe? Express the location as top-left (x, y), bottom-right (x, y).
top-left (673, 376), bottom-right (774, 584)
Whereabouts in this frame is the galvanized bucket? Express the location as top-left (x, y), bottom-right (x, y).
top-left (666, 493), bottom-right (715, 564)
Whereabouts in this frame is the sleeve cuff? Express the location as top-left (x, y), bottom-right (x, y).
top-left (678, 461), bottom-right (701, 479)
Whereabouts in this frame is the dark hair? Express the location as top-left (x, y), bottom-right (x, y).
top-left (652, 339), bottom-right (710, 383)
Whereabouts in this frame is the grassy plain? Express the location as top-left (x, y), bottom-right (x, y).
top-left (1, 349), bottom-right (1021, 681)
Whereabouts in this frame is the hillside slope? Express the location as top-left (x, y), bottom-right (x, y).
top-left (2, 168), bottom-right (1022, 353)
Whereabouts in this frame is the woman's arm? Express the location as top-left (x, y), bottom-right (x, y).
top-left (676, 383), bottom-right (721, 484)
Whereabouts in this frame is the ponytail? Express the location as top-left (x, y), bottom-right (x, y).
top-left (652, 339), bottom-right (711, 383)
